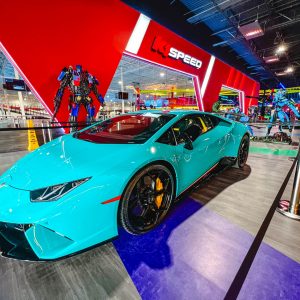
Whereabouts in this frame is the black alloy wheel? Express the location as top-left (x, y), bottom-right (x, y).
top-left (119, 165), bottom-right (174, 235)
top-left (235, 135), bottom-right (250, 168)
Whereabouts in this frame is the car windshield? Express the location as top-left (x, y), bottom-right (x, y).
top-left (74, 113), bottom-right (175, 144)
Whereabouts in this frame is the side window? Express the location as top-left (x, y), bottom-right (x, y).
top-left (207, 114), bottom-right (220, 126)
top-left (172, 116), bottom-right (202, 144)
top-left (200, 114), bottom-right (214, 131)
top-left (157, 128), bottom-right (176, 146)
top-left (172, 117), bottom-right (190, 144)
top-left (199, 114), bottom-right (220, 132)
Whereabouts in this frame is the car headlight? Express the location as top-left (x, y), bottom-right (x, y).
top-left (30, 177), bottom-right (91, 202)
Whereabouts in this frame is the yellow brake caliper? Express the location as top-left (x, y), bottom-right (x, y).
top-left (155, 177), bottom-right (164, 209)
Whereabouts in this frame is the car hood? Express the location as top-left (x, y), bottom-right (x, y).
top-left (4, 135), bottom-right (146, 191)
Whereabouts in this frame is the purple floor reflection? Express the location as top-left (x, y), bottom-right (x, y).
top-left (238, 242), bottom-right (300, 300)
top-left (114, 197), bottom-right (300, 299)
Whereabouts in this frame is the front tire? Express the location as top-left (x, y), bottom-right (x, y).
top-left (234, 135), bottom-right (250, 168)
top-left (119, 165), bottom-right (174, 235)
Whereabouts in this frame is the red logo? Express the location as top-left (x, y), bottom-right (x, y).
top-left (152, 36), bottom-right (171, 58)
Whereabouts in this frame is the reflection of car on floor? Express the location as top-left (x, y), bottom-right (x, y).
top-left (0, 110), bottom-right (249, 260)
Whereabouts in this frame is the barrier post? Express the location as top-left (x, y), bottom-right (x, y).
top-left (41, 122), bottom-right (47, 144)
top-left (277, 145), bottom-right (300, 220)
top-left (47, 121), bottom-right (52, 141)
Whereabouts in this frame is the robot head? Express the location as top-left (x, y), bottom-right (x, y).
top-left (76, 65), bottom-right (82, 73)
top-left (235, 106), bottom-right (240, 113)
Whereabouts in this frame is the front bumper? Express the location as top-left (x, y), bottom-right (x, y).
top-left (0, 221), bottom-right (75, 261)
top-left (0, 175), bottom-right (121, 260)
top-left (0, 222), bottom-right (38, 260)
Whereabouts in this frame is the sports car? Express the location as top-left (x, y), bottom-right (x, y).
top-left (0, 110), bottom-right (249, 260)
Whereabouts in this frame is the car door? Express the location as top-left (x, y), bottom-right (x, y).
top-left (201, 113), bottom-right (233, 160)
top-left (172, 114), bottom-right (221, 193)
top-left (199, 113), bottom-right (227, 162)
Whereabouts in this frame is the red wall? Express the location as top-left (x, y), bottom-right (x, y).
top-left (134, 21), bottom-right (259, 112)
top-left (137, 21), bottom-right (212, 87)
top-left (0, 0), bottom-right (259, 121)
top-left (0, 0), bottom-right (139, 122)
top-left (205, 58), bottom-right (260, 111)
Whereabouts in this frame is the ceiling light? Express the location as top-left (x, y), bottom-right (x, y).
top-left (275, 67), bottom-right (294, 76)
top-left (285, 66), bottom-right (294, 73)
top-left (263, 55), bottom-right (279, 63)
top-left (118, 81), bottom-right (123, 84)
top-left (276, 44), bottom-right (287, 54)
top-left (160, 72), bottom-right (165, 77)
top-left (238, 21), bottom-right (264, 40)
top-left (244, 30), bottom-right (263, 38)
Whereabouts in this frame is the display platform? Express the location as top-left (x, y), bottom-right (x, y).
top-left (0, 140), bottom-right (300, 299)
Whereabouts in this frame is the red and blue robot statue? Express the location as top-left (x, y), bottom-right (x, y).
top-left (52, 65), bottom-right (105, 125)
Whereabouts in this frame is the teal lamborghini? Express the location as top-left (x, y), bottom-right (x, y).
top-left (0, 110), bottom-right (249, 260)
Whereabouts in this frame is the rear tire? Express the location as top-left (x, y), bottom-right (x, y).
top-left (234, 135), bottom-right (250, 168)
top-left (119, 164), bottom-right (174, 235)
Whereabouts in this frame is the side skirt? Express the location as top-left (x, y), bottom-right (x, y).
top-left (175, 158), bottom-right (234, 202)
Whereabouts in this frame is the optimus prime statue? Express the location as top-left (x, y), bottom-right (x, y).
top-left (266, 88), bottom-right (300, 136)
top-left (52, 65), bottom-right (105, 125)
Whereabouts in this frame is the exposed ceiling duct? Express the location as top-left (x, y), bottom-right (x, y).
top-left (179, 0), bottom-right (300, 87)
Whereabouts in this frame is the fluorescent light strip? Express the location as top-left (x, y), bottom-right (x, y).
top-left (222, 84), bottom-right (245, 113)
top-left (193, 76), bottom-right (204, 111)
top-left (124, 51), bottom-right (204, 111)
top-left (200, 55), bottom-right (215, 99)
top-left (240, 91), bottom-right (245, 113)
top-left (0, 42), bottom-right (54, 119)
top-left (125, 14), bottom-right (151, 54)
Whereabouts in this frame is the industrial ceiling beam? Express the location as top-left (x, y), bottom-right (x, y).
top-left (210, 0), bottom-right (300, 36)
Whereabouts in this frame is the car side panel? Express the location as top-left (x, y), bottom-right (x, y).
top-left (223, 121), bottom-right (249, 158)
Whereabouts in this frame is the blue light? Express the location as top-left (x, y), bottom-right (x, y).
top-left (279, 82), bottom-right (286, 89)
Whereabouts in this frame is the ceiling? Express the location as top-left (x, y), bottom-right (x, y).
top-left (0, 89), bottom-right (44, 107)
top-left (123, 0), bottom-right (300, 89)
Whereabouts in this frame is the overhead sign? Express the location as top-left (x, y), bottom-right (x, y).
top-left (3, 78), bottom-right (30, 91)
top-left (151, 36), bottom-right (202, 69)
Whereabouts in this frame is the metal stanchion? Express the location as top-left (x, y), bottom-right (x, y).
top-left (41, 122), bottom-right (47, 144)
top-left (277, 145), bottom-right (300, 220)
top-left (47, 121), bottom-right (52, 141)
